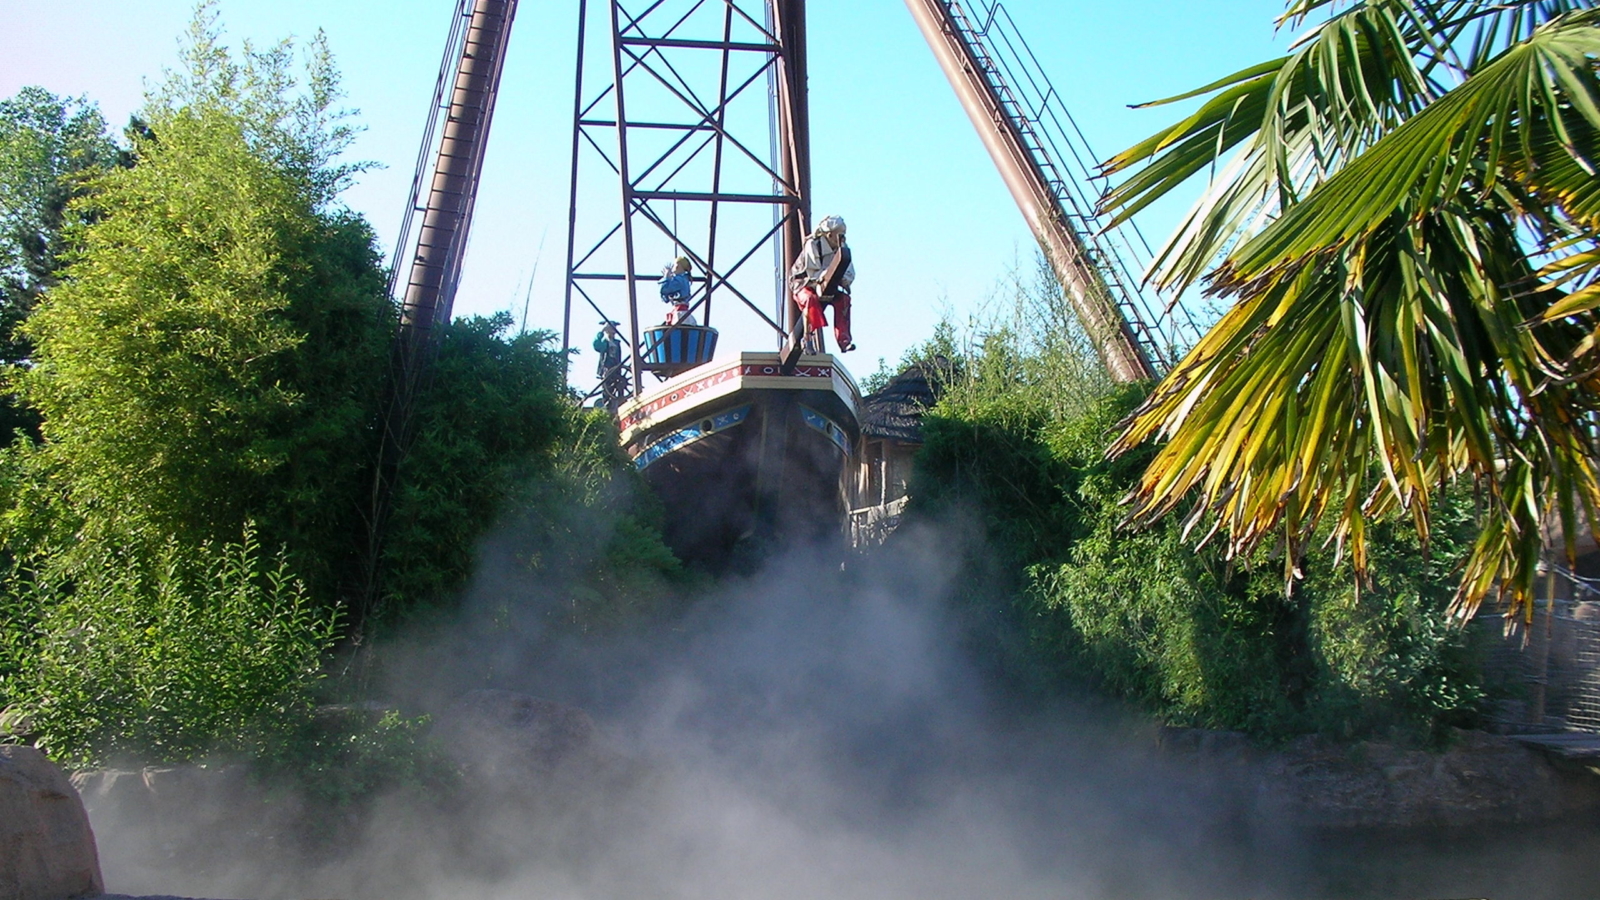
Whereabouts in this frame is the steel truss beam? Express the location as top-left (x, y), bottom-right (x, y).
top-left (564, 0), bottom-right (811, 399)
top-left (906, 0), bottom-right (1203, 382)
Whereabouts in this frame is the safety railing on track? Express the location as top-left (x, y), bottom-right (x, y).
top-left (937, 0), bottom-right (1203, 370)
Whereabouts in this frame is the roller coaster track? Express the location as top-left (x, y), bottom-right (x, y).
top-left (907, 0), bottom-right (1201, 381)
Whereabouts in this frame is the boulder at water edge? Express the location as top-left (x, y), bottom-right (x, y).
top-left (0, 745), bottom-right (103, 900)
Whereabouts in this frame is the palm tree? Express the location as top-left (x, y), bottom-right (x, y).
top-left (1099, 0), bottom-right (1600, 620)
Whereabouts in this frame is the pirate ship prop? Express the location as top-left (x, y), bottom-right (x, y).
top-left (553, 1), bottom-right (871, 565)
top-left (617, 351), bottom-right (859, 566)
top-left (385, 0), bottom-right (1201, 567)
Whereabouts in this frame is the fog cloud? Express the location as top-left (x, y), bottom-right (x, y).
top-left (86, 519), bottom-right (1600, 900)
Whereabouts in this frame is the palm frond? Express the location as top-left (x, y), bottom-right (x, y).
top-left (1219, 11), bottom-right (1600, 287)
top-left (1100, 0), bottom-right (1439, 293)
top-left (1116, 197), bottom-right (1600, 617)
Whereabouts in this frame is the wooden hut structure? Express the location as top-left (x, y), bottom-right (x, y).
top-left (849, 359), bottom-right (949, 545)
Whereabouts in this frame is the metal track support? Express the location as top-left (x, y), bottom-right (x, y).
top-left (564, 0), bottom-right (812, 403)
top-left (399, 0), bottom-right (519, 336)
top-left (770, 0), bottom-right (811, 341)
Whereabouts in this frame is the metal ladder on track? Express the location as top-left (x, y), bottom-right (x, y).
top-left (938, 0), bottom-right (1198, 371)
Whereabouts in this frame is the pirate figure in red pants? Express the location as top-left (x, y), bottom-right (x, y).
top-left (788, 215), bottom-right (855, 354)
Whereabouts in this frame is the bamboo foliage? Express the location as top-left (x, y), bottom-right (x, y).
top-left (1101, 1), bottom-right (1600, 620)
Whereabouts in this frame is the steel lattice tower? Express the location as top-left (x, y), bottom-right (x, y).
top-left (563, 0), bottom-right (812, 398)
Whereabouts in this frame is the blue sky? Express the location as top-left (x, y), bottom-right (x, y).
top-left (4, 1), bottom-right (1296, 382)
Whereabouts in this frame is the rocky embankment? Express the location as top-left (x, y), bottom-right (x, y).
top-left (11, 698), bottom-right (1600, 899)
top-left (1159, 726), bottom-right (1600, 830)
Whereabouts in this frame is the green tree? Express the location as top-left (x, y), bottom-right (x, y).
top-left (0, 88), bottom-right (120, 440)
top-left (378, 313), bottom-right (570, 620)
top-left (1101, 1), bottom-right (1600, 619)
top-left (13, 11), bottom-right (393, 593)
top-left (0, 6), bottom-right (675, 770)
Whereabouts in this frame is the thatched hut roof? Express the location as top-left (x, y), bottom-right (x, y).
top-left (858, 358), bottom-right (951, 444)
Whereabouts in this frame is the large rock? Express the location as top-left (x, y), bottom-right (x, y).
top-left (0, 745), bottom-right (103, 900)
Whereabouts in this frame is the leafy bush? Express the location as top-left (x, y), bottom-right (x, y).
top-left (1027, 445), bottom-right (1486, 741)
top-left (377, 313), bottom-right (569, 621)
top-left (258, 707), bottom-right (456, 812)
top-left (1, 526), bottom-right (338, 767)
top-left (906, 259), bottom-right (1485, 742)
top-left (501, 406), bottom-right (688, 632)
top-left (1298, 500), bottom-right (1487, 740)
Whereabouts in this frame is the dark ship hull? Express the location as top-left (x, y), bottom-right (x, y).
top-left (617, 352), bottom-right (860, 569)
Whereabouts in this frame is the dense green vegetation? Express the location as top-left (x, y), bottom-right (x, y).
top-left (0, 0), bottom-right (1521, 792)
top-left (0, 529), bottom-right (337, 766)
top-left (907, 265), bottom-right (1486, 743)
top-left (0, 10), bottom-right (681, 785)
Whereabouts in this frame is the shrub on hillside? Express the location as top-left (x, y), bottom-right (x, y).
top-left (904, 262), bottom-right (1485, 742)
top-left (378, 312), bottom-right (571, 621)
top-left (0, 527), bottom-right (337, 768)
top-left (430, 404), bottom-right (688, 637)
